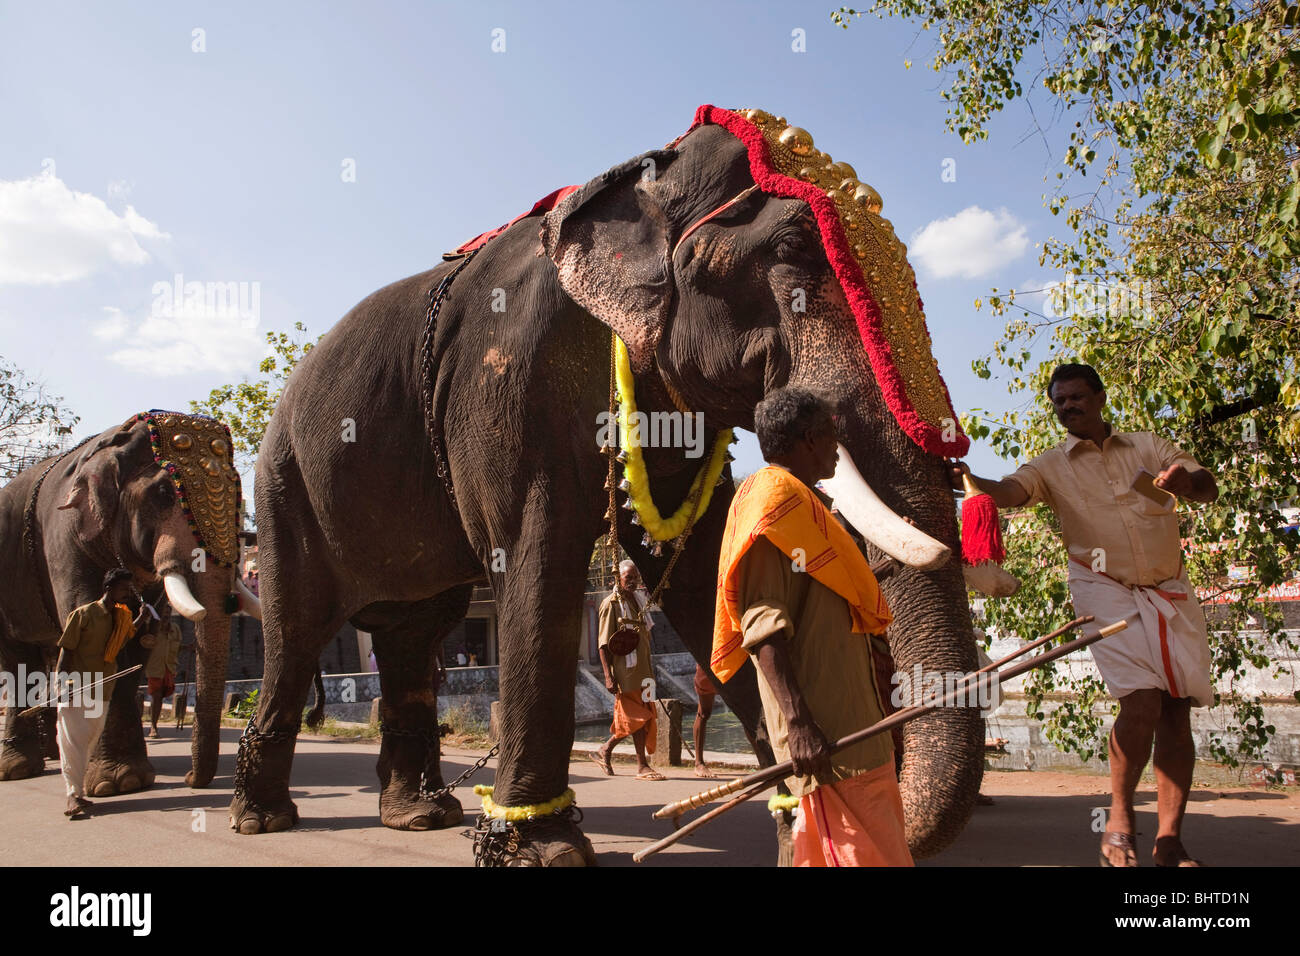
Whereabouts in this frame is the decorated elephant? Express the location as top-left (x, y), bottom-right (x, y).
top-left (232, 104), bottom-right (1003, 864)
top-left (0, 410), bottom-right (256, 792)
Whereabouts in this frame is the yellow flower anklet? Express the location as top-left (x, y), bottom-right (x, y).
top-left (474, 785), bottom-right (576, 821)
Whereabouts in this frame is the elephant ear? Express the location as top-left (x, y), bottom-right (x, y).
top-left (57, 429), bottom-right (136, 543)
top-left (539, 150), bottom-right (677, 373)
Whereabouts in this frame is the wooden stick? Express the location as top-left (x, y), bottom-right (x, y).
top-left (652, 615), bottom-right (1093, 822)
top-left (636, 618), bottom-right (1127, 861)
top-left (16, 664), bottom-right (143, 718)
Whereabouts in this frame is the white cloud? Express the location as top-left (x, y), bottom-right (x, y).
top-left (102, 300), bottom-right (269, 377)
top-left (909, 206), bottom-right (1029, 280)
top-left (0, 172), bottom-right (169, 285)
top-left (93, 306), bottom-right (130, 341)
top-left (107, 179), bottom-right (134, 203)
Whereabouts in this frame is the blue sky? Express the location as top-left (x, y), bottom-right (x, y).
top-left (0, 0), bottom-right (1076, 482)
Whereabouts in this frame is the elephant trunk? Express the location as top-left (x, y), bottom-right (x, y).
top-left (835, 431), bottom-right (983, 858)
top-left (186, 567), bottom-right (233, 788)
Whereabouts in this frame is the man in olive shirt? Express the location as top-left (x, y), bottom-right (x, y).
top-left (54, 567), bottom-right (146, 818)
top-left (591, 560), bottom-right (664, 780)
top-left (953, 363), bottom-right (1218, 867)
top-left (713, 387), bottom-right (912, 866)
top-left (145, 609), bottom-right (182, 738)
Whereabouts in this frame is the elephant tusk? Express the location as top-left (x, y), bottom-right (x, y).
top-left (821, 444), bottom-right (952, 570)
top-left (963, 561), bottom-right (1021, 597)
top-left (234, 576), bottom-right (263, 620)
top-left (163, 572), bottom-right (207, 622)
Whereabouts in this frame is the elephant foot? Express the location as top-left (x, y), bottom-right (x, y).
top-left (380, 787), bottom-right (465, 831)
top-left (229, 790), bottom-right (300, 835)
top-left (0, 744), bottom-right (45, 781)
top-left (472, 811), bottom-right (597, 867)
top-left (185, 766), bottom-right (215, 789)
top-left (84, 754), bottom-right (156, 796)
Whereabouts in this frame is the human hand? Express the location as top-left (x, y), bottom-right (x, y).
top-left (787, 715), bottom-right (833, 779)
top-left (947, 459), bottom-right (970, 491)
top-left (605, 676), bottom-right (617, 695)
top-left (1154, 464), bottom-right (1191, 498)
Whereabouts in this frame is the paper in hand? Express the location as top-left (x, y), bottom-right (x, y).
top-left (1131, 468), bottom-right (1174, 507)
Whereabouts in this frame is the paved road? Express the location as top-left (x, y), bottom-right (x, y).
top-left (4, 727), bottom-right (1297, 866)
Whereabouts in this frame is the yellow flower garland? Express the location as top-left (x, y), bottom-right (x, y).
top-left (614, 337), bottom-right (734, 541)
top-left (474, 784), bottom-right (576, 821)
top-left (767, 793), bottom-right (801, 813)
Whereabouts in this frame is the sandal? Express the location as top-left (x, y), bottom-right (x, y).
top-left (636, 767), bottom-right (666, 781)
top-left (1099, 830), bottom-right (1138, 867)
top-left (694, 764), bottom-right (718, 778)
top-left (588, 748), bottom-right (613, 776)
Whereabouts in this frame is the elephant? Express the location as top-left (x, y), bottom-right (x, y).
top-left (231, 104), bottom-right (994, 864)
top-left (0, 410), bottom-right (256, 792)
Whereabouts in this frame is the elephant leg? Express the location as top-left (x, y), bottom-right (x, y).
top-left (485, 518), bottom-right (598, 867)
top-left (229, 601), bottom-right (344, 835)
top-left (366, 587), bottom-right (472, 831)
top-left (0, 639), bottom-right (50, 781)
top-left (84, 640), bottom-right (156, 796)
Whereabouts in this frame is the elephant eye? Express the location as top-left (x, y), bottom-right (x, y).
top-left (774, 228), bottom-right (815, 263)
top-left (155, 481), bottom-right (176, 504)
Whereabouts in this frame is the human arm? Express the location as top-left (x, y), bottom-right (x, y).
top-left (752, 638), bottom-right (833, 779)
top-left (1153, 464), bottom-right (1217, 502)
top-left (596, 599), bottom-right (618, 693)
top-left (948, 460), bottom-right (1031, 509)
top-left (1150, 434), bottom-right (1218, 503)
top-left (740, 538), bottom-right (833, 779)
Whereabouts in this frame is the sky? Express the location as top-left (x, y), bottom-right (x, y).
top-left (0, 0), bottom-right (1079, 484)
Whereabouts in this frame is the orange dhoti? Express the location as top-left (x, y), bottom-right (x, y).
top-left (610, 693), bottom-right (657, 753)
top-left (792, 762), bottom-right (914, 867)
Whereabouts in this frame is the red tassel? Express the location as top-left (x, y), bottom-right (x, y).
top-left (960, 473), bottom-right (1005, 565)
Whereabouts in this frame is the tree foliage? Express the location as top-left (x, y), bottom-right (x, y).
top-left (0, 356), bottom-right (80, 482)
top-left (836, 1), bottom-right (1300, 764)
top-left (189, 322), bottom-right (319, 478)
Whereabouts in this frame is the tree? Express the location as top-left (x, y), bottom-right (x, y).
top-left (836, 1), bottom-right (1299, 764)
top-left (0, 357), bottom-right (79, 482)
top-left (190, 321), bottom-right (320, 485)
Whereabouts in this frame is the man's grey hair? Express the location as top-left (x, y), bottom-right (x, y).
top-left (754, 386), bottom-right (834, 462)
top-left (618, 559), bottom-right (637, 575)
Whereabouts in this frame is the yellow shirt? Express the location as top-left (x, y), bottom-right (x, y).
top-left (597, 590), bottom-right (654, 697)
top-left (57, 602), bottom-right (121, 679)
top-left (738, 537), bottom-right (894, 797)
top-left (1004, 429), bottom-right (1202, 588)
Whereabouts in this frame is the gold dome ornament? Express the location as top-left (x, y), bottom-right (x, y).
top-left (778, 126), bottom-right (815, 156)
top-left (172, 433), bottom-right (192, 451)
top-left (854, 182), bottom-right (883, 214)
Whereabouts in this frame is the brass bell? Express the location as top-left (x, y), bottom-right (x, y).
top-left (603, 506), bottom-right (615, 521)
top-left (618, 478), bottom-right (631, 492)
top-left (641, 532), bottom-right (654, 549)
top-left (650, 542), bottom-right (664, 558)
top-left (616, 449), bottom-right (629, 464)
top-left (631, 513), bottom-right (642, 526)
top-left (621, 498), bottom-right (636, 511)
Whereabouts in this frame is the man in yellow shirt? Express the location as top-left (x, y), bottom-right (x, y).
top-left (953, 364), bottom-right (1218, 867)
top-left (54, 568), bottom-right (147, 818)
top-left (712, 386), bottom-right (912, 867)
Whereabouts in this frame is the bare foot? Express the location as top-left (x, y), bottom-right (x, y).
top-left (1153, 835), bottom-right (1205, 867)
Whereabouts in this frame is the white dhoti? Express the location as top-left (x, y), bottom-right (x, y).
top-left (56, 701), bottom-right (110, 799)
top-left (1067, 559), bottom-right (1214, 707)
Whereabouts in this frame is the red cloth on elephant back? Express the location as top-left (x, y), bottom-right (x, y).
top-left (450, 185), bottom-right (581, 256)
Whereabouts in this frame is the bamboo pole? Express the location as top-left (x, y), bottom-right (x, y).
top-left (633, 618), bottom-right (1127, 862)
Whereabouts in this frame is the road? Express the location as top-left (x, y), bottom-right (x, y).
top-left (4, 727), bottom-right (1297, 866)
